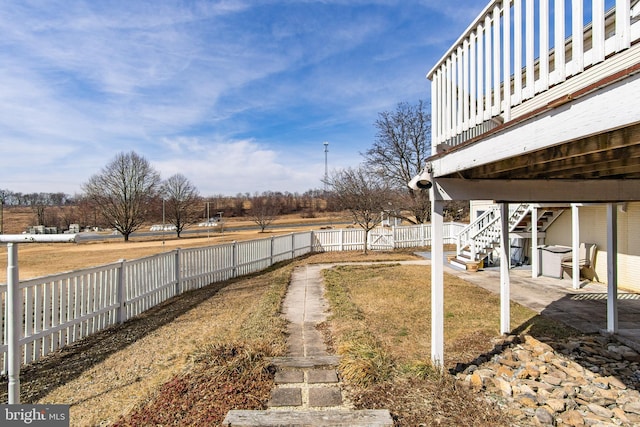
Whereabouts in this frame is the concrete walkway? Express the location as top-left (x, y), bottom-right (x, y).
top-left (223, 264), bottom-right (393, 426)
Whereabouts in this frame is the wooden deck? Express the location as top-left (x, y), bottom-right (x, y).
top-left (426, 0), bottom-right (640, 202)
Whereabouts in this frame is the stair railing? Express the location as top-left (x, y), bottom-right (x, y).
top-left (456, 203), bottom-right (532, 263)
top-left (508, 203), bottom-right (531, 232)
top-left (456, 207), bottom-right (500, 260)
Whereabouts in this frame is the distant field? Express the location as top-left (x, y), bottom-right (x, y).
top-left (0, 208), bottom-right (350, 282)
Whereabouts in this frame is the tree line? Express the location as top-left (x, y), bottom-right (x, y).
top-left (0, 182), bottom-right (335, 240)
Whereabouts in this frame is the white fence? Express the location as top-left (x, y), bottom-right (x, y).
top-left (0, 223), bottom-right (462, 374)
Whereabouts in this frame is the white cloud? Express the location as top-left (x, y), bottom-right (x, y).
top-left (153, 138), bottom-right (322, 195)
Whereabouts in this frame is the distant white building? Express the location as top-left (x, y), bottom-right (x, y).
top-left (149, 224), bottom-right (177, 231)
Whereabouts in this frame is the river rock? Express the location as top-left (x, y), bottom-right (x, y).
top-left (454, 333), bottom-right (640, 426)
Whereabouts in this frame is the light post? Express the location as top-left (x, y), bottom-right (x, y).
top-left (205, 201), bottom-right (211, 239)
top-left (323, 141), bottom-right (329, 191)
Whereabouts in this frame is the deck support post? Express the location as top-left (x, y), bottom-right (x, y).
top-left (572, 204), bottom-right (581, 289)
top-left (606, 203), bottom-right (618, 333)
top-left (499, 203), bottom-right (511, 335)
top-left (531, 206), bottom-right (539, 278)
top-left (430, 194), bottom-right (444, 367)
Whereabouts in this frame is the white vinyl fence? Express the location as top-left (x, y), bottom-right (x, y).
top-left (0, 222), bottom-right (462, 374)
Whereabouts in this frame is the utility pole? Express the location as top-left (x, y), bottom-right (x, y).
top-left (323, 141), bottom-right (329, 191)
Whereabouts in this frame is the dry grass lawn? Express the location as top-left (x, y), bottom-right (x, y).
top-left (323, 264), bottom-right (536, 367)
top-left (322, 263), bottom-right (573, 425)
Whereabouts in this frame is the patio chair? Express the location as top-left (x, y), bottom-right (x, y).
top-left (561, 243), bottom-right (598, 281)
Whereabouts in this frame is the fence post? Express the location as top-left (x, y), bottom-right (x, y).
top-left (392, 225), bottom-right (397, 249)
top-left (270, 236), bottom-right (275, 266)
top-left (7, 243), bottom-right (21, 404)
top-left (175, 249), bottom-right (181, 296)
top-left (291, 233), bottom-right (295, 259)
top-left (116, 259), bottom-right (126, 324)
top-left (232, 241), bottom-right (238, 278)
top-left (339, 229), bottom-right (344, 252)
top-left (310, 230), bottom-right (315, 253)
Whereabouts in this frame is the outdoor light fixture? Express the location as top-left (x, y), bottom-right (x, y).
top-left (408, 166), bottom-right (432, 190)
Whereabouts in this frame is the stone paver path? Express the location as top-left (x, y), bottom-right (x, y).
top-left (223, 264), bottom-right (393, 426)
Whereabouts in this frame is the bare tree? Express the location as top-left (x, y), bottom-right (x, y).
top-left (83, 151), bottom-right (161, 241)
top-left (248, 192), bottom-right (280, 232)
top-left (363, 100), bottom-right (431, 223)
top-left (160, 173), bottom-right (201, 238)
top-left (24, 192), bottom-right (51, 226)
top-left (326, 167), bottom-right (392, 254)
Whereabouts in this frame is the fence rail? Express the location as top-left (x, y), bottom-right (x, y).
top-left (0, 223), bottom-right (462, 374)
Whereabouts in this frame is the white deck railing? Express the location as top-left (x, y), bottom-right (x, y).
top-left (0, 223), bottom-right (463, 376)
top-left (428, 0), bottom-right (640, 150)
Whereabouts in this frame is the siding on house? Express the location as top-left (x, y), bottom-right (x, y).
top-left (545, 203), bottom-right (640, 293)
top-left (469, 200), bottom-right (495, 223)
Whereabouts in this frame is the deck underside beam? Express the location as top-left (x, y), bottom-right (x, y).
top-left (432, 178), bottom-right (640, 202)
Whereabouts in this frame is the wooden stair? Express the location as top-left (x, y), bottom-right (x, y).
top-left (451, 204), bottom-right (567, 271)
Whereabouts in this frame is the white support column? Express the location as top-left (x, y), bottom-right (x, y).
top-left (531, 206), bottom-right (539, 278)
top-left (572, 204), bottom-right (581, 289)
top-left (430, 195), bottom-right (445, 367)
top-left (606, 203), bottom-right (618, 334)
top-left (500, 203), bottom-right (511, 335)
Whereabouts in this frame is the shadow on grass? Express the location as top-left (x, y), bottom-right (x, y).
top-left (0, 258), bottom-right (299, 404)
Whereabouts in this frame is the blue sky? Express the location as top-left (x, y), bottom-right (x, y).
top-left (1, 0), bottom-right (487, 197)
